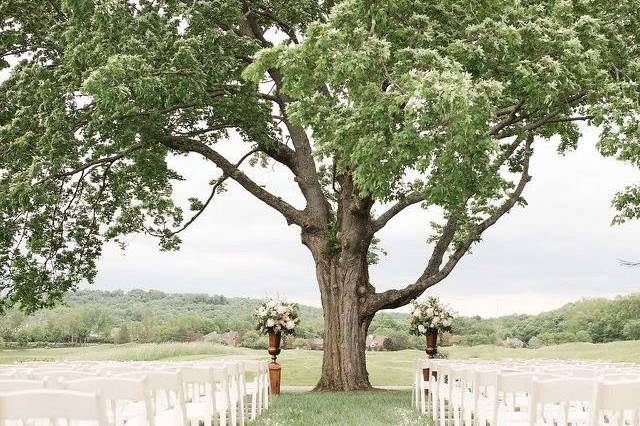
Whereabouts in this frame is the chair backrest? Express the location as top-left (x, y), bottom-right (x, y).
top-left (592, 379), bottom-right (640, 411)
top-left (241, 360), bottom-right (264, 374)
top-left (451, 365), bottom-right (476, 387)
top-left (529, 377), bottom-right (597, 425)
top-left (497, 372), bottom-right (564, 394)
top-left (568, 368), bottom-right (599, 378)
top-left (531, 377), bottom-right (596, 404)
top-left (498, 372), bottom-right (534, 394)
top-left (473, 369), bottom-right (498, 416)
top-left (65, 376), bottom-right (151, 403)
top-left (600, 373), bottom-right (640, 382)
top-left (0, 379), bottom-right (45, 392)
top-left (119, 370), bottom-right (187, 426)
top-left (179, 366), bottom-right (210, 384)
top-left (65, 377), bottom-right (154, 426)
top-left (179, 366), bottom-right (215, 407)
top-left (0, 389), bottom-right (107, 425)
top-left (30, 369), bottom-right (98, 383)
top-left (474, 369), bottom-right (498, 388)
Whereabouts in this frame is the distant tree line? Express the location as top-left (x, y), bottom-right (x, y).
top-left (449, 293), bottom-right (640, 347)
top-left (0, 290), bottom-right (637, 350)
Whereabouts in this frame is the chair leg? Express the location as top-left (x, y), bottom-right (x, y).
top-left (239, 397), bottom-right (245, 426)
top-left (251, 393), bottom-right (257, 420)
top-left (412, 381), bottom-right (416, 410)
top-left (230, 404), bottom-right (237, 426)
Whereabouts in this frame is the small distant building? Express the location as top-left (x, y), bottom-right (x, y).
top-left (366, 334), bottom-right (392, 351)
top-left (220, 331), bottom-right (241, 347)
top-left (440, 331), bottom-right (453, 347)
top-left (501, 337), bottom-right (525, 348)
top-left (203, 330), bottom-right (241, 347)
top-left (202, 331), bottom-right (221, 343)
top-left (308, 337), bottom-right (324, 350)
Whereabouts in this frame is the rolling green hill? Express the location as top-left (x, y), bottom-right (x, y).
top-left (0, 289), bottom-right (638, 349)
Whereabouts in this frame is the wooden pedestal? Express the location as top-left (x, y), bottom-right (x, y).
top-left (269, 361), bottom-right (281, 395)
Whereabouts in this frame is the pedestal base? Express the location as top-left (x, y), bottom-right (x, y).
top-left (269, 361), bottom-right (281, 395)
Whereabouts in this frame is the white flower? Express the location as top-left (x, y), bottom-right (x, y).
top-left (276, 305), bottom-right (287, 315)
top-left (426, 308), bottom-right (434, 317)
top-left (285, 320), bottom-right (296, 330)
top-left (443, 319), bottom-right (450, 327)
top-left (266, 319), bottom-right (275, 328)
top-left (412, 309), bottom-right (421, 317)
top-left (417, 324), bottom-right (426, 334)
top-left (266, 300), bottom-right (276, 308)
top-left (405, 95), bottom-right (427, 112)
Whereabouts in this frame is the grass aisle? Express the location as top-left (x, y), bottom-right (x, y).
top-left (251, 391), bottom-right (431, 426)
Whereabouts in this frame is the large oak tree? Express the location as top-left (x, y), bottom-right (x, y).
top-left (2, 0), bottom-right (640, 390)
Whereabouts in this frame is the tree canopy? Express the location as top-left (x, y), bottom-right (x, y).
top-left (2, 0), bottom-right (640, 314)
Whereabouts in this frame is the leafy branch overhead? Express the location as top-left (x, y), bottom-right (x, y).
top-left (1, 0), bottom-right (640, 315)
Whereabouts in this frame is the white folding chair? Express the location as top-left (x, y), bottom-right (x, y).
top-left (449, 365), bottom-right (476, 426)
top-left (65, 376), bottom-right (155, 426)
top-left (118, 370), bottom-right (188, 426)
top-left (489, 372), bottom-right (562, 426)
top-left (0, 389), bottom-right (107, 425)
top-left (180, 366), bottom-right (220, 426)
top-left (212, 366), bottom-right (233, 426)
top-left (413, 359), bottom-right (432, 415)
top-left (224, 363), bottom-right (245, 426)
top-left (434, 362), bottom-right (453, 426)
top-left (242, 361), bottom-right (267, 420)
top-left (590, 379), bottom-right (640, 426)
top-left (30, 370), bottom-right (98, 388)
top-left (529, 377), bottom-right (597, 426)
top-left (471, 369), bottom-right (499, 426)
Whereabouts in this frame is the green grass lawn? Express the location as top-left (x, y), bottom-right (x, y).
top-left (251, 391), bottom-right (431, 426)
top-left (1, 340), bottom-right (638, 386)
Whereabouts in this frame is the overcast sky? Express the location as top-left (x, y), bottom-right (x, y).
top-left (90, 126), bottom-right (640, 318)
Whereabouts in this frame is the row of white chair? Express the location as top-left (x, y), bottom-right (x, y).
top-left (413, 359), bottom-right (640, 426)
top-left (0, 359), bottom-right (270, 425)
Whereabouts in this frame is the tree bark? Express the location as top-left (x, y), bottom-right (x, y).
top-left (302, 175), bottom-right (376, 391)
top-left (312, 254), bottom-right (374, 391)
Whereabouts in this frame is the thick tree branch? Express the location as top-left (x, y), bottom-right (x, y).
top-left (372, 192), bottom-right (425, 232)
top-left (160, 135), bottom-right (309, 227)
top-left (257, 66), bottom-right (332, 224)
top-left (490, 100), bottom-right (525, 136)
top-left (368, 135), bottom-right (534, 312)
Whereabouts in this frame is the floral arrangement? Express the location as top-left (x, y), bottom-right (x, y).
top-left (409, 296), bottom-right (453, 335)
top-left (254, 298), bottom-right (300, 335)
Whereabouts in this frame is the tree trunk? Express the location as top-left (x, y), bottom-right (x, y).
top-left (299, 174), bottom-right (377, 391)
top-left (313, 255), bottom-right (373, 391)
